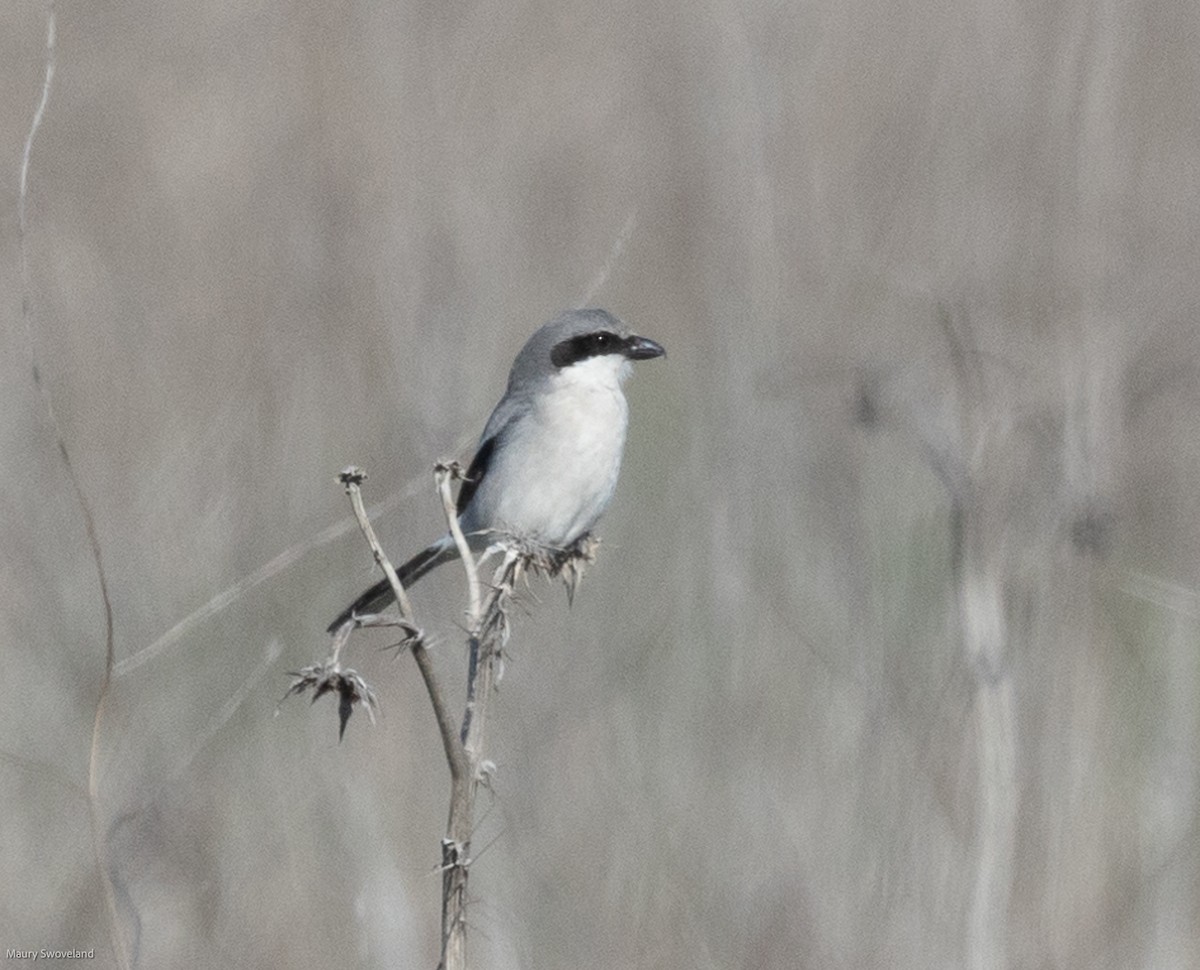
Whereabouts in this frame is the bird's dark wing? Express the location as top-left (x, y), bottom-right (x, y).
top-left (456, 434), bottom-right (496, 515)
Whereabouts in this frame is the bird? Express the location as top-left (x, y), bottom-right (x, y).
top-left (328, 308), bottom-right (665, 633)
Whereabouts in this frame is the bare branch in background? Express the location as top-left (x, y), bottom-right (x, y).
top-left (579, 208), bottom-right (638, 306)
top-left (20, 6), bottom-right (132, 968)
top-left (871, 305), bottom-right (1019, 970)
top-left (933, 306), bottom-right (1016, 970)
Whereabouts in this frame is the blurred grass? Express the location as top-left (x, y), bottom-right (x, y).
top-left (2, 0), bottom-right (1199, 967)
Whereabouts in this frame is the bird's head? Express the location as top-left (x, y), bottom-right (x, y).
top-left (510, 308), bottom-right (665, 391)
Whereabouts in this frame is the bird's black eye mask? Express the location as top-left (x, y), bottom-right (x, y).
top-left (550, 330), bottom-right (622, 368)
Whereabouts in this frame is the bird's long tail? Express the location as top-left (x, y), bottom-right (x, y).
top-left (326, 538), bottom-right (460, 633)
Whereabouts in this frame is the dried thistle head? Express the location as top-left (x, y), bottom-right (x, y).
top-left (283, 662), bottom-right (378, 741)
top-left (493, 531), bottom-right (599, 604)
top-left (557, 533), bottom-right (599, 605)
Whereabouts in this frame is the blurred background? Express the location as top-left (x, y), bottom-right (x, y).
top-left (2, 0), bottom-right (1198, 966)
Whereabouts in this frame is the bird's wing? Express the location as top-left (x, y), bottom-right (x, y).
top-left (456, 392), bottom-right (527, 515)
top-left (455, 434), bottom-right (496, 515)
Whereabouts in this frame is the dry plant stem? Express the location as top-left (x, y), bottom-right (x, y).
top-left (344, 470), bottom-right (415, 620)
top-left (460, 563), bottom-right (510, 762)
top-left (434, 465), bottom-right (480, 970)
top-left (341, 470), bottom-right (467, 782)
top-left (441, 559), bottom-right (515, 970)
top-left (344, 467), bottom-right (487, 970)
top-left (433, 464), bottom-right (509, 970)
top-left (339, 466), bottom-right (512, 970)
top-left (22, 7), bottom-right (129, 968)
top-left (437, 464), bottom-right (481, 619)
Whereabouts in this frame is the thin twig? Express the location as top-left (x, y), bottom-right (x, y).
top-left (431, 460), bottom-right (485, 970)
top-left (579, 207), bottom-right (638, 306)
top-left (19, 4), bottom-right (56, 307)
top-left (463, 551), bottom-right (519, 759)
top-left (436, 461), bottom-right (481, 621)
top-left (338, 468), bottom-right (467, 781)
top-left (20, 6), bottom-right (129, 967)
top-left (342, 467), bottom-right (416, 620)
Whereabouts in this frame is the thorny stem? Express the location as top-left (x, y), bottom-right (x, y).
top-left (436, 462), bottom-right (481, 621)
top-left (340, 465), bottom-right (492, 970)
top-left (339, 469), bottom-right (467, 784)
top-left (460, 559), bottom-right (511, 759)
top-left (333, 466), bottom-right (585, 970)
top-left (439, 552), bottom-right (517, 970)
top-left (343, 468), bottom-right (416, 621)
top-left (433, 461), bottom-right (489, 970)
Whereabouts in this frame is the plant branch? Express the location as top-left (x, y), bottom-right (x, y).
top-left (343, 466), bottom-right (416, 621)
top-left (303, 466), bottom-right (598, 970)
top-left (338, 467), bottom-right (467, 779)
top-left (433, 460), bottom-right (486, 970)
top-left (21, 6), bottom-right (130, 966)
top-left (435, 461), bottom-right (481, 621)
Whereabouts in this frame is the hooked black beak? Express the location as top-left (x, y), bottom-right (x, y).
top-left (623, 334), bottom-right (666, 361)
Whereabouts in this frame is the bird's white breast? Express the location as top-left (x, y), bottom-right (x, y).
top-left (474, 355), bottom-right (630, 546)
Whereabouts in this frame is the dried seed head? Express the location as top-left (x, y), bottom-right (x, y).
top-left (284, 662), bottom-right (378, 741)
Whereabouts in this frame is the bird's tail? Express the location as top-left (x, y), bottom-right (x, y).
top-left (326, 538), bottom-right (460, 633)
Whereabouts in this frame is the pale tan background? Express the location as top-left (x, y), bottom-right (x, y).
top-left (2, 0), bottom-right (1198, 967)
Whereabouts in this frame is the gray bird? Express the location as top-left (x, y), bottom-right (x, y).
top-left (328, 308), bottom-right (665, 632)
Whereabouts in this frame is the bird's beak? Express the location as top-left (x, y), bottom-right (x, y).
top-left (623, 334), bottom-right (666, 360)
